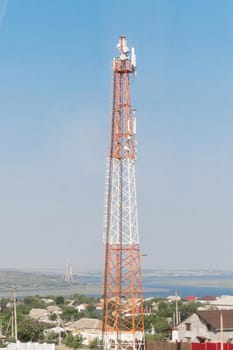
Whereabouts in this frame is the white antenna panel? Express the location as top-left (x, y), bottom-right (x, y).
top-left (131, 47), bottom-right (136, 67)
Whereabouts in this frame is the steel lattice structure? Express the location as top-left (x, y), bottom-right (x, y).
top-left (102, 35), bottom-right (144, 350)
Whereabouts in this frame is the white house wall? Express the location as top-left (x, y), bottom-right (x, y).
top-left (177, 314), bottom-right (208, 342)
top-left (177, 314), bottom-right (233, 343)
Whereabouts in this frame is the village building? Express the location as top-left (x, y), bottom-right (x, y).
top-left (173, 310), bottom-right (233, 343)
top-left (66, 317), bottom-right (102, 345)
top-left (206, 295), bottom-right (233, 310)
top-left (29, 308), bottom-right (57, 324)
top-left (47, 305), bottom-right (62, 314)
top-left (29, 308), bottom-right (50, 322)
top-left (41, 298), bottom-right (54, 305)
top-left (75, 303), bottom-right (89, 313)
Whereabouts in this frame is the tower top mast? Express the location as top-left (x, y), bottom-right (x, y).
top-left (113, 35), bottom-right (136, 73)
top-left (111, 36), bottom-right (137, 163)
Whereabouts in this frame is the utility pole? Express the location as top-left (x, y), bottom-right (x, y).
top-left (102, 35), bottom-right (144, 350)
top-left (11, 311), bottom-right (14, 339)
top-left (175, 290), bottom-right (180, 326)
top-left (13, 288), bottom-right (17, 342)
top-left (220, 312), bottom-right (223, 350)
top-left (56, 312), bottom-right (61, 346)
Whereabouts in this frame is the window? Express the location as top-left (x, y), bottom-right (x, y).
top-left (185, 323), bottom-right (191, 331)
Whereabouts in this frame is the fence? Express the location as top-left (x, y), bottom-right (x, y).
top-left (192, 343), bottom-right (233, 350)
top-left (146, 342), bottom-right (233, 350)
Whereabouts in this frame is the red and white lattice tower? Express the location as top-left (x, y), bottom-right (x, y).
top-left (102, 35), bottom-right (144, 350)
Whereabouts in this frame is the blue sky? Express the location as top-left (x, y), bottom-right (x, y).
top-left (1, 0), bottom-right (233, 272)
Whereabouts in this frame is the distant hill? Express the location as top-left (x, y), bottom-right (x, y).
top-left (0, 269), bottom-right (101, 297)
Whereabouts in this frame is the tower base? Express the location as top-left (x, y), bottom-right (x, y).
top-left (102, 331), bottom-right (144, 350)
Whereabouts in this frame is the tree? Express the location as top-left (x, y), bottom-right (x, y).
top-left (49, 313), bottom-right (57, 321)
top-left (145, 333), bottom-right (168, 341)
top-left (17, 317), bottom-right (46, 342)
top-left (144, 314), bottom-right (169, 334)
top-left (64, 333), bottom-right (83, 349)
top-left (0, 298), bottom-right (10, 313)
top-left (61, 306), bottom-right (80, 322)
top-left (157, 301), bottom-right (174, 318)
top-left (55, 296), bottom-right (65, 305)
top-left (70, 294), bottom-right (98, 306)
top-left (180, 302), bottom-right (200, 321)
top-left (87, 304), bottom-right (96, 312)
top-left (45, 331), bottom-right (60, 344)
top-left (23, 296), bottom-right (46, 309)
top-left (17, 304), bottom-right (31, 322)
top-left (152, 315), bottom-right (169, 333)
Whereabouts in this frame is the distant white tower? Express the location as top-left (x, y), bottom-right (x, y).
top-left (64, 260), bottom-right (73, 282)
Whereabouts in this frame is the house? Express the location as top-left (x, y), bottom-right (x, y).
top-left (205, 295), bottom-right (233, 310)
top-left (173, 310), bottom-right (233, 343)
top-left (95, 302), bottom-right (103, 311)
top-left (76, 303), bottom-right (88, 312)
top-left (44, 326), bottom-right (65, 335)
top-left (42, 298), bottom-right (54, 305)
top-left (183, 296), bottom-right (197, 302)
top-left (197, 296), bottom-right (217, 304)
top-left (29, 308), bottom-right (57, 324)
top-left (47, 305), bottom-right (62, 314)
top-left (29, 308), bottom-right (50, 322)
top-left (66, 318), bottom-right (102, 345)
top-left (66, 299), bottom-right (75, 307)
top-left (166, 295), bottom-right (181, 302)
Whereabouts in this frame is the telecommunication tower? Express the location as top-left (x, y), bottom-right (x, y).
top-left (102, 35), bottom-right (144, 350)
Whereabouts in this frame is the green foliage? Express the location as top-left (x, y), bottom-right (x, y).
top-left (0, 293), bottom-right (201, 346)
top-left (17, 304), bottom-right (31, 321)
top-left (17, 317), bottom-right (46, 342)
top-left (64, 332), bottom-right (83, 349)
top-left (1, 308), bottom-right (12, 336)
top-left (45, 331), bottom-right (59, 344)
top-left (55, 296), bottom-right (65, 305)
top-left (87, 304), bottom-right (96, 312)
top-left (0, 293), bottom-right (101, 342)
top-left (153, 315), bottom-right (170, 333)
top-left (0, 298), bottom-right (10, 313)
top-left (90, 337), bottom-right (98, 349)
top-left (144, 314), bottom-right (169, 333)
top-left (144, 315), bottom-right (153, 332)
top-left (61, 306), bottom-right (80, 322)
top-left (145, 333), bottom-right (169, 341)
top-left (157, 301), bottom-right (174, 318)
top-left (70, 294), bottom-right (98, 305)
top-left (179, 302), bottom-right (201, 321)
top-left (23, 296), bottom-right (46, 309)
top-left (49, 313), bottom-right (57, 321)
